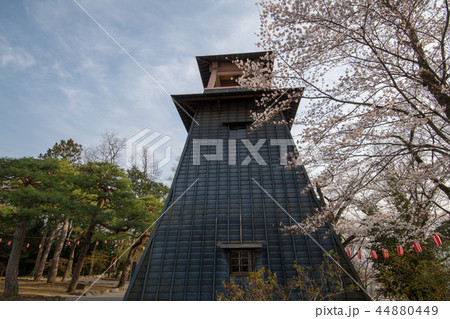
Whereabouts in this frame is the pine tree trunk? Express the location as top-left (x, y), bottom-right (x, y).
top-left (33, 223), bottom-right (58, 281)
top-left (30, 223), bottom-right (48, 277)
top-left (88, 243), bottom-right (97, 276)
top-left (117, 245), bottom-right (138, 288)
top-left (61, 238), bottom-right (77, 282)
top-left (47, 216), bottom-right (69, 283)
top-left (3, 219), bottom-right (27, 298)
top-left (66, 213), bottom-right (97, 293)
top-left (117, 235), bottom-right (148, 288)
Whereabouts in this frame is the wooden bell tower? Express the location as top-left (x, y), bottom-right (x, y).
top-left (124, 52), bottom-right (369, 301)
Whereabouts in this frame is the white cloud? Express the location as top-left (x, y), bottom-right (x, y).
top-left (151, 56), bottom-right (202, 93)
top-left (0, 37), bottom-right (35, 70)
top-left (0, 0), bottom-right (262, 172)
top-left (59, 86), bottom-right (95, 115)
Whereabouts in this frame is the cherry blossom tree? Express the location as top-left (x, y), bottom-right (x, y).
top-left (236, 0), bottom-right (449, 247)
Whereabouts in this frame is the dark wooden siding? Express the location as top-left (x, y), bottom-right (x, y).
top-left (124, 97), bottom-right (369, 301)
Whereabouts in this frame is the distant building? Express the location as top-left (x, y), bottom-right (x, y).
top-left (124, 52), bottom-right (369, 300)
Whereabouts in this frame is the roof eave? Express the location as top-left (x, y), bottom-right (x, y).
top-left (172, 87), bottom-right (303, 132)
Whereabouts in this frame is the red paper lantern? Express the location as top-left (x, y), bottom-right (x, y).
top-left (397, 246), bottom-right (404, 256)
top-left (26, 243), bottom-right (30, 248)
top-left (96, 241), bottom-right (99, 246)
top-left (432, 234), bottom-right (442, 247)
top-left (104, 240), bottom-right (107, 244)
top-left (346, 249), bottom-right (351, 258)
top-left (414, 242), bottom-right (422, 253)
top-left (357, 250), bottom-right (362, 259)
top-left (7, 241), bottom-right (11, 246)
top-left (371, 250), bottom-right (378, 259)
top-left (77, 241), bottom-right (80, 245)
top-left (67, 241), bottom-right (71, 246)
top-left (382, 249), bottom-right (389, 258)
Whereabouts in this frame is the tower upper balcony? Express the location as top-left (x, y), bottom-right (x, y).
top-left (196, 51), bottom-right (272, 91)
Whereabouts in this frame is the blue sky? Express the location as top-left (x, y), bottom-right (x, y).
top-left (0, 0), bottom-right (260, 179)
